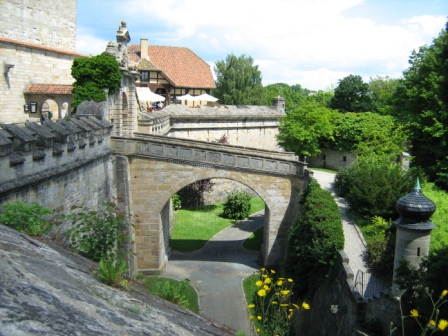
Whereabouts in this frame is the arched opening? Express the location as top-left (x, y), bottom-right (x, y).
top-left (165, 177), bottom-right (267, 266)
top-left (40, 99), bottom-right (58, 122)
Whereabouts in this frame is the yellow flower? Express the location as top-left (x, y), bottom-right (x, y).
top-left (257, 315), bottom-right (262, 321)
top-left (277, 280), bottom-right (283, 286)
top-left (264, 277), bottom-right (272, 285)
top-left (292, 303), bottom-right (300, 309)
top-left (257, 289), bottom-right (267, 297)
top-left (287, 278), bottom-right (294, 283)
top-left (281, 290), bottom-right (291, 296)
top-left (248, 304), bottom-right (255, 309)
top-left (281, 303), bottom-right (289, 307)
top-left (270, 269), bottom-right (276, 274)
top-left (302, 302), bottom-right (310, 310)
top-left (260, 268), bottom-right (265, 272)
top-left (429, 320), bottom-right (436, 327)
top-left (263, 285), bottom-right (270, 291)
top-left (272, 301), bottom-right (278, 305)
top-left (256, 280), bottom-right (263, 287)
top-left (410, 309), bottom-right (419, 318)
top-left (278, 277), bottom-right (285, 280)
top-left (442, 289), bottom-right (448, 297)
top-left (262, 274), bottom-right (267, 278)
top-left (439, 319), bottom-right (448, 331)
top-left (249, 315), bottom-right (254, 320)
top-left (256, 328), bottom-right (261, 333)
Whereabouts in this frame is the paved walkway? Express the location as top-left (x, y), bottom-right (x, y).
top-left (163, 170), bottom-right (375, 333)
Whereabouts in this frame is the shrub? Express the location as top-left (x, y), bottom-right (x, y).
top-left (172, 193), bottom-right (181, 211)
top-left (178, 179), bottom-right (214, 209)
top-left (65, 202), bottom-right (130, 262)
top-left (339, 156), bottom-right (419, 218)
top-left (283, 179), bottom-right (344, 297)
top-left (223, 190), bottom-right (252, 220)
top-left (0, 201), bottom-right (54, 236)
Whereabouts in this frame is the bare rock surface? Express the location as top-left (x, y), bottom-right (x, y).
top-left (0, 224), bottom-right (234, 336)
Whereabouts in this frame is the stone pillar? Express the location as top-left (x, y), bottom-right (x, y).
top-left (392, 179), bottom-right (436, 296)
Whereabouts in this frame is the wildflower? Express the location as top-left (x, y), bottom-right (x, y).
top-left (264, 277), bottom-right (272, 284)
top-left (257, 289), bottom-right (267, 297)
top-left (260, 268), bottom-right (265, 272)
top-left (256, 280), bottom-right (263, 287)
top-left (272, 301), bottom-right (278, 305)
top-left (442, 289), bottom-right (448, 297)
top-left (277, 280), bottom-right (283, 286)
top-left (271, 269), bottom-right (276, 274)
top-left (262, 274), bottom-right (268, 278)
top-left (248, 304), bottom-right (255, 309)
top-left (280, 289), bottom-right (291, 296)
top-left (281, 303), bottom-right (289, 307)
top-left (439, 319), bottom-right (448, 331)
top-left (263, 285), bottom-right (270, 291)
top-left (292, 303), bottom-right (300, 309)
top-left (257, 316), bottom-right (262, 321)
top-left (429, 320), bottom-right (436, 327)
top-left (278, 277), bottom-right (285, 280)
top-left (410, 309), bottom-right (419, 318)
top-left (302, 302), bottom-right (310, 310)
top-left (287, 278), bottom-right (293, 283)
top-left (257, 328), bottom-right (261, 333)
top-left (249, 315), bottom-right (254, 320)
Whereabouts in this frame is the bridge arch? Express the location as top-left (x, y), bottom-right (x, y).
top-left (113, 135), bottom-right (309, 274)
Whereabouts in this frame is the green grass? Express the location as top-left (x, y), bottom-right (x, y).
top-left (242, 226), bottom-right (264, 251)
top-left (143, 276), bottom-right (200, 314)
top-left (170, 197), bottom-right (265, 252)
top-left (309, 167), bottom-right (337, 174)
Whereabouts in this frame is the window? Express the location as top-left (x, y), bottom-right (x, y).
top-left (140, 71), bottom-right (149, 82)
top-left (342, 156), bottom-right (347, 162)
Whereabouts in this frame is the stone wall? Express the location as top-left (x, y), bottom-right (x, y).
top-left (0, 116), bottom-right (115, 233)
top-left (294, 251), bottom-right (400, 336)
top-left (0, 39), bottom-right (83, 124)
top-left (307, 148), bottom-right (357, 170)
top-left (0, 0), bottom-right (77, 51)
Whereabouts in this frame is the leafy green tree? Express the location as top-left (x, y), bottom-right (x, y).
top-left (327, 112), bottom-right (407, 159)
top-left (277, 100), bottom-right (339, 157)
top-left (330, 74), bottom-right (374, 112)
top-left (368, 75), bottom-right (400, 115)
top-left (213, 54), bottom-right (266, 105)
top-left (392, 26), bottom-right (448, 189)
top-left (264, 83), bottom-right (305, 111)
top-left (71, 53), bottom-right (122, 108)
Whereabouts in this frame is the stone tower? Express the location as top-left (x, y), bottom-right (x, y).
top-left (272, 95), bottom-right (285, 114)
top-left (392, 179), bottom-right (436, 295)
top-left (0, 0), bottom-right (77, 51)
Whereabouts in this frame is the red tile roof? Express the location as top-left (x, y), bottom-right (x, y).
top-left (24, 84), bottom-right (73, 95)
top-left (128, 44), bottom-right (215, 89)
top-left (0, 38), bottom-right (86, 57)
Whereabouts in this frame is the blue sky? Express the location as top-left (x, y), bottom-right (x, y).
top-left (76, 0), bottom-right (447, 91)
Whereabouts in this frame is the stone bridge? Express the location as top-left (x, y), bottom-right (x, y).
top-left (112, 133), bottom-right (310, 274)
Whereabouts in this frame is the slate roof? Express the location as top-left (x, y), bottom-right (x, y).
top-left (128, 44), bottom-right (215, 89)
top-left (24, 84), bottom-right (73, 95)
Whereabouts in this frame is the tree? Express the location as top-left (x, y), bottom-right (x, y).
top-left (330, 74), bottom-right (374, 112)
top-left (368, 75), bottom-right (400, 115)
top-left (277, 100), bottom-right (339, 157)
top-left (71, 53), bottom-right (122, 108)
top-left (264, 83), bottom-right (305, 111)
top-left (326, 112), bottom-right (407, 159)
top-left (392, 26), bottom-right (448, 189)
top-left (212, 54), bottom-right (266, 105)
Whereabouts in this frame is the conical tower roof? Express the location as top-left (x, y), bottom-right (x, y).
top-left (394, 179), bottom-right (436, 230)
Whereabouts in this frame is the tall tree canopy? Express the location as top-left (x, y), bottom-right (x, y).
top-left (368, 75), bottom-right (400, 115)
top-left (330, 74), bottom-right (374, 112)
top-left (71, 53), bottom-right (122, 108)
top-left (392, 26), bottom-right (448, 189)
top-left (212, 54), bottom-right (266, 105)
top-left (277, 101), bottom-right (339, 157)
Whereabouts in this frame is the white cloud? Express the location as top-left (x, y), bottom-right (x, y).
top-left (76, 28), bottom-right (109, 56)
top-left (77, 0), bottom-right (447, 89)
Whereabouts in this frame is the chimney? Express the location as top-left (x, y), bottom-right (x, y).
top-left (140, 39), bottom-right (149, 60)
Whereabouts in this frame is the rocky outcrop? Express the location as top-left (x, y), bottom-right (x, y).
top-left (0, 224), bottom-right (234, 335)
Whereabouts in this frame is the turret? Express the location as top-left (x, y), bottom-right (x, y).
top-left (392, 179), bottom-right (436, 295)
